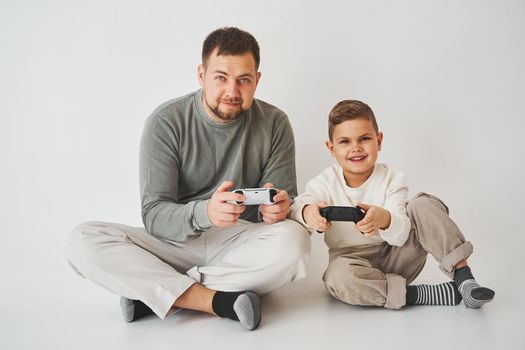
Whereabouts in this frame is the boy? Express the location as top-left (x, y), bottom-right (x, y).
top-left (289, 100), bottom-right (494, 309)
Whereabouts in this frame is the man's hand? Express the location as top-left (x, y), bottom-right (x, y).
top-left (303, 201), bottom-right (330, 233)
top-left (258, 183), bottom-right (290, 224)
top-left (208, 181), bottom-right (246, 227)
top-left (355, 203), bottom-right (391, 236)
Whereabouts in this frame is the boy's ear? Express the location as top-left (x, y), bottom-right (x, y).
top-left (325, 140), bottom-right (335, 157)
top-left (377, 132), bottom-right (383, 151)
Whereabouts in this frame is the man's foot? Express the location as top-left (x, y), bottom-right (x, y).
top-left (454, 266), bottom-right (495, 308)
top-left (406, 281), bottom-right (462, 306)
top-left (212, 291), bottom-right (261, 330)
top-left (120, 297), bottom-right (155, 322)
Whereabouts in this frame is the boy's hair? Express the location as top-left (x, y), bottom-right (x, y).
top-left (202, 27), bottom-right (260, 69)
top-left (328, 100), bottom-right (379, 140)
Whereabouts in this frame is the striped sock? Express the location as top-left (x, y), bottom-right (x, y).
top-left (454, 266), bottom-right (495, 308)
top-left (406, 281), bottom-right (462, 306)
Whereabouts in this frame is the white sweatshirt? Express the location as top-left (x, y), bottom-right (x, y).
top-left (290, 163), bottom-right (411, 249)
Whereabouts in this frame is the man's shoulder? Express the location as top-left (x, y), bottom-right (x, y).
top-left (250, 97), bottom-right (288, 121)
top-left (150, 91), bottom-right (197, 117)
top-left (144, 91), bottom-right (200, 134)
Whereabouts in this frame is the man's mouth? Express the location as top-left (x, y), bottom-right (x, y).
top-left (221, 99), bottom-right (242, 108)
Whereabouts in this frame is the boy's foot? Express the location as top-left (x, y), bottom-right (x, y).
top-left (120, 297), bottom-right (155, 322)
top-left (406, 281), bottom-right (462, 306)
top-left (212, 291), bottom-right (261, 330)
top-left (454, 266), bottom-right (495, 308)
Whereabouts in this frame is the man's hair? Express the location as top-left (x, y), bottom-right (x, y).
top-left (202, 27), bottom-right (260, 69)
top-left (328, 100), bottom-right (379, 140)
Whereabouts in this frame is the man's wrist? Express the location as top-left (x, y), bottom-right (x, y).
top-left (193, 199), bottom-right (213, 230)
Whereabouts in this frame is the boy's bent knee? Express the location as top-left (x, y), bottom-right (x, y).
top-left (406, 192), bottom-right (449, 218)
top-left (324, 258), bottom-right (388, 306)
top-left (324, 261), bottom-right (364, 305)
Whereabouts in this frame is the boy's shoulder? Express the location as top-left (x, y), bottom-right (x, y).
top-left (374, 163), bottom-right (403, 176)
top-left (371, 163), bottom-right (406, 183)
top-left (308, 163), bottom-right (406, 188)
top-left (312, 164), bottom-right (343, 182)
top-left (312, 163), bottom-right (403, 179)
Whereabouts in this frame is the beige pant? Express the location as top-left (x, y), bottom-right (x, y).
top-left (65, 219), bottom-right (310, 318)
top-left (323, 193), bottom-right (473, 309)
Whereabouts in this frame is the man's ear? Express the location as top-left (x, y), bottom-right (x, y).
top-left (325, 140), bottom-right (335, 157)
top-left (198, 64), bottom-right (205, 87)
top-left (377, 131), bottom-right (383, 151)
top-left (255, 71), bottom-right (261, 87)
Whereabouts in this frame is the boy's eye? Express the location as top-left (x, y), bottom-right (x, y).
top-left (339, 140), bottom-right (348, 144)
top-left (361, 137), bottom-right (371, 141)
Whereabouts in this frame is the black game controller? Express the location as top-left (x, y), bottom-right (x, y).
top-left (319, 206), bottom-right (366, 223)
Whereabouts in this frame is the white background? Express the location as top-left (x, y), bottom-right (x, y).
top-left (1, 0), bottom-right (524, 349)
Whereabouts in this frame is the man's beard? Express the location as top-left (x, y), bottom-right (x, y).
top-left (204, 93), bottom-right (245, 122)
top-left (211, 105), bottom-right (244, 121)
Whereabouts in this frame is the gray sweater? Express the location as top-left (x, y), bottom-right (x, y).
top-left (139, 89), bottom-right (297, 242)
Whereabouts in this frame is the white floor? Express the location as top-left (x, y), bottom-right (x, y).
top-left (2, 233), bottom-right (522, 350)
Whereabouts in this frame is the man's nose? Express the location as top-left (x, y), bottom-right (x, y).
top-left (224, 79), bottom-right (241, 97)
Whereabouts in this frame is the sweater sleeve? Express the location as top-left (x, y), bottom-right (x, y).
top-left (139, 114), bottom-right (211, 242)
top-left (258, 114), bottom-right (298, 199)
top-left (378, 172), bottom-right (410, 247)
top-left (289, 174), bottom-right (332, 231)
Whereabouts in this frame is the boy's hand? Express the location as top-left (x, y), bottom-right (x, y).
top-left (303, 202), bottom-right (330, 233)
top-left (355, 203), bottom-right (391, 236)
top-left (208, 181), bottom-right (246, 227)
top-left (258, 183), bottom-right (290, 224)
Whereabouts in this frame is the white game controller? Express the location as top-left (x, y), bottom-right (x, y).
top-left (230, 188), bottom-right (278, 205)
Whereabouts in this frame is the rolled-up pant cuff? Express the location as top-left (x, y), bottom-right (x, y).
top-left (439, 241), bottom-right (474, 278)
top-left (158, 275), bottom-right (197, 319)
top-left (384, 273), bottom-right (407, 310)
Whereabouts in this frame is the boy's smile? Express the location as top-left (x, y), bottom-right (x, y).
top-left (326, 118), bottom-right (383, 188)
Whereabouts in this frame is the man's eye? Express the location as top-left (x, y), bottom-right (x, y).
top-left (361, 137), bottom-right (371, 141)
top-left (339, 140), bottom-right (348, 144)
top-left (215, 76), bottom-right (226, 81)
top-left (240, 78), bottom-right (251, 84)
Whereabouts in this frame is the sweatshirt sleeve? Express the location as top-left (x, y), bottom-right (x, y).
top-left (378, 171), bottom-right (410, 247)
top-left (289, 174), bottom-right (332, 231)
top-left (139, 114), bottom-right (211, 242)
top-left (258, 114), bottom-right (298, 199)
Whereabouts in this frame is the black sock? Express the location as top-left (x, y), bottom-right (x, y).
top-left (406, 281), bottom-right (462, 306)
top-left (454, 266), bottom-right (474, 285)
top-left (212, 291), bottom-right (244, 320)
top-left (120, 297), bottom-right (155, 322)
top-left (454, 266), bottom-right (495, 308)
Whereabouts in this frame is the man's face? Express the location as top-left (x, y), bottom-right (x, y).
top-left (198, 48), bottom-right (261, 123)
top-left (326, 119), bottom-right (383, 187)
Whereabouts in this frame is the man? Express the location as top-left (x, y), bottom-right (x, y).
top-left (65, 27), bottom-right (310, 331)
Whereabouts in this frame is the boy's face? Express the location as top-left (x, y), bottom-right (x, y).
top-left (326, 118), bottom-right (383, 187)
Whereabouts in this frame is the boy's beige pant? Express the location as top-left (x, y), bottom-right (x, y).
top-left (324, 193), bottom-right (473, 309)
top-left (65, 219), bottom-right (310, 319)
